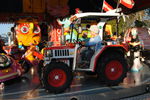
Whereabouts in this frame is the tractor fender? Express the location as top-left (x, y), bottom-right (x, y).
top-left (92, 44), bottom-right (128, 72)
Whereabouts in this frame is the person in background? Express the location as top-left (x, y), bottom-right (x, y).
top-left (10, 26), bottom-right (17, 45)
top-left (129, 27), bottom-right (143, 72)
top-left (111, 32), bottom-right (118, 41)
top-left (0, 36), bottom-right (5, 53)
top-left (79, 24), bottom-right (91, 40)
top-left (130, 28), bottom-right (140, 46)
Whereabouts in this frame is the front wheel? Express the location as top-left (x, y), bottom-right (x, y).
top-left (97, 52), bottom-right (128, 85)
top-left (41, 62), bottom-right (73, 93)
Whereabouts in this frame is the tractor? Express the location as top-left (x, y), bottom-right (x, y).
top-left (40, 12), bottom-right (130, 93)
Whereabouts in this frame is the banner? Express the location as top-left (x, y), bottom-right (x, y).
top-left (103, 1), bottom-right (114, 12)
top-left (120, 0), bottom-right (135, 9)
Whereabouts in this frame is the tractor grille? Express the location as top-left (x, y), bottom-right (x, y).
top-left (54, 49), bottom-right (69, 56)
top-left (44, 48), bottom-right (75, 59)
top-left (48, 49), bottom-right (75, 58)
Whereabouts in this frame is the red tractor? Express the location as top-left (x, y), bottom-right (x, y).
top-left (40, 12), bottom-right (130, 93)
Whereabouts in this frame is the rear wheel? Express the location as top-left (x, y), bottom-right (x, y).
top-left (97, 52), bottom-right (128, 85)
top-left (41, 62), bottom-right (73, 93)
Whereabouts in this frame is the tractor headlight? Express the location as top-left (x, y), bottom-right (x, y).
top-left (44, 50), bottom-right (52, 57)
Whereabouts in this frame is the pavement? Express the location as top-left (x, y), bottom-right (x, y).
top-left (0, 61), bottom-right (150, 100)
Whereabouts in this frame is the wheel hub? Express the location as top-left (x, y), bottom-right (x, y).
top-left (111, 68), bottom-right (115, 72)
top-left (48, 69), bottom-right (67, 87)
top-left (105, 60), bottom-right (123, 80)
top-left (54, 75), bottom-right (59, 80)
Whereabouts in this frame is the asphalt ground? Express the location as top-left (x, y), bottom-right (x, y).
top-left (0, 61), bottom-right (149, 100)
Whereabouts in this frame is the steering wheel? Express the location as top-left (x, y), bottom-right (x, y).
top-left (77, 39), bottom-right (85, 46)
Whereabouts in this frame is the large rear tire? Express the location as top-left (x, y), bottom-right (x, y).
top-left (41, 62), bottom-right (73, 93)
top-left (97, 52), bottom-right (128, 85)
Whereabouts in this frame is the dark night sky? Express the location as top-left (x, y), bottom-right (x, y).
top-left (0, 0), bottom-right (149, 14)
top-left (0, 0), bottom-right (117, 14)
top-left (68, 0), bottom-right (117, 14)
top-left (0, 0), bottom-right (22, 13)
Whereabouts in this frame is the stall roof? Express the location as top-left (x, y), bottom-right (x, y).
top-left (0, 0), bottom-right (149, 22)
